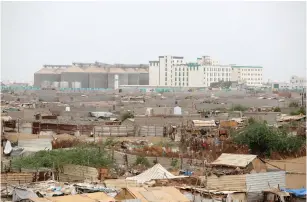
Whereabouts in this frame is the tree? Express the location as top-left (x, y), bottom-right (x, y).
top-left (273, 107), bottom-right (281, 112)
top-left (231, 122), bottom-right (304, 157)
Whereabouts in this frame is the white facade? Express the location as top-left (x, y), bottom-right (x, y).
top-left (149, 55), bottom-right (232, 87)
top-left (290, 75), bottom-right (306, 90)
top-left (230, 66), bottom-right (263, 86)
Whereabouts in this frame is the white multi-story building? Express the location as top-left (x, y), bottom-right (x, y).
top-left (290, 75), bottom-right (306, 90)
top-left (230, 66), bottom-right (263, 86)
top-left (149, 55), bottom-right (232, 87)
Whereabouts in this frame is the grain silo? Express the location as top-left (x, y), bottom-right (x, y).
top-left (34, 66), bottom-right (61, 87)
top-left (61, 66), bottom-right (89, 88)
top-left (87, 66), bottom-right (108, 88)
top-left (138, 68), bottom-right (149, 85)
top-left (127, 68), bottom-right (140, 85)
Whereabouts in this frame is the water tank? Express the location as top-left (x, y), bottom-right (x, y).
top-left (60, 81), bottom-right (69, 88)
top-left (72, 81), bottom-right (81, 88)
top-left (52, 81), bottom-right (59, 88)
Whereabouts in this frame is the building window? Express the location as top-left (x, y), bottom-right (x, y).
top-left (183, 72), bottom-right (185, 76)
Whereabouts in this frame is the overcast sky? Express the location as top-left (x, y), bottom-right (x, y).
top-left (1, 1), bottom-right (306, 82)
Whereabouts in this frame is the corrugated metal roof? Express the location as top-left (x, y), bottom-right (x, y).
top-left (246, 171), bottom-right (286, 192)
top-left (205, 174), bottom-right (247, 191)
top-left (126, 164), bottom-right (187, 184)
top-left (211, 153), bottom-right (257, 168)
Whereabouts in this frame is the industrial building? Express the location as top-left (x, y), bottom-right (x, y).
top-left (34, 62), bottom-right (149, 89)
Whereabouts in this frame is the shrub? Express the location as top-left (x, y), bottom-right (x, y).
top-left (247, 117), bottom-right (256, 125)
top-left (231, 122), bottom-right (305, 157)
top-left (289, 102), bottom-right (299, 108)
top-left (12, 146), bottom-right (113, 171)
top-left (290, 107), bottom-right (306, 115)
top-left (121, 111), bottom-right (134, 121)
top-left (230, 104), bottom-right (248, 111)
top-left (273, 107), bottom-right (281, 112)
top-left (134, 156), bottom-right (150, 167)
top-left (171, 158), bottom-right (179, 169)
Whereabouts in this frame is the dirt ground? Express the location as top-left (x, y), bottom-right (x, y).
top-left (267, 156), bottom-right (306, 189)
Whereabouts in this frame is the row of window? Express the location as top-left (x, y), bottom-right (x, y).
top-left (204, 68), bottom-right (231, 72)
top-left (241, 78), bottom-right (262, 81)
top-left (205, 73), bottom-right (231, 76)
top-left (205, 78), bottom-right (230, 82)
top-left (240, 68), bottom-right (262, 71)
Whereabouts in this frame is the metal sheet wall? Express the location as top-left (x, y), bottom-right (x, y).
top-left (128, 74), bottom-right (140, 85)
top-left (119, 73), bottom-right (129, 86)
top-left (61, 72), bottom-right (89, 88)
top-left (139, 73), bottom-right (149, 85)
top-left (107, 74), bottom-right (115, 89)
top-left (246, 171), bottom-right (286, 192)
top-left (89, 73), bottom-right (108, 88)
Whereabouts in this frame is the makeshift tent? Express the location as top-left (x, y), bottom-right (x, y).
top-left (12, 188), bottom-right (38, 202)
top-left (126, 163), bottom-right (187, 184)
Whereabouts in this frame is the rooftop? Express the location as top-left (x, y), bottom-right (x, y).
top-left (210, 153), bottom-right (258, 168)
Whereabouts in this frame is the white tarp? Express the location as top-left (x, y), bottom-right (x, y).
top-left (12, 188), bottom-right (38, 202)
top-left (126, 163), bottom-right (187, 184)
top-left (89, 112), bottom-right (114, 118)
top-left (4, 140), bottom-right (12, 154)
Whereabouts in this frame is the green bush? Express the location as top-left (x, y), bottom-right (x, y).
top-left (12, 146), bottom-right (113, 171)
top-left (230, 104), bottom-right (248, 111)
top-left (134, 156), bottom-right (150, 167)
top-left (231, 122), bottom-right (304, 157)
top-left (171, 158), bottom-right (179, 169)
top-left (289, 102), bottom-right (299, 108)
top-left (273, 107), bottom-right (281, 112)
top-left (290, 107), bottom-right (306, 115)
